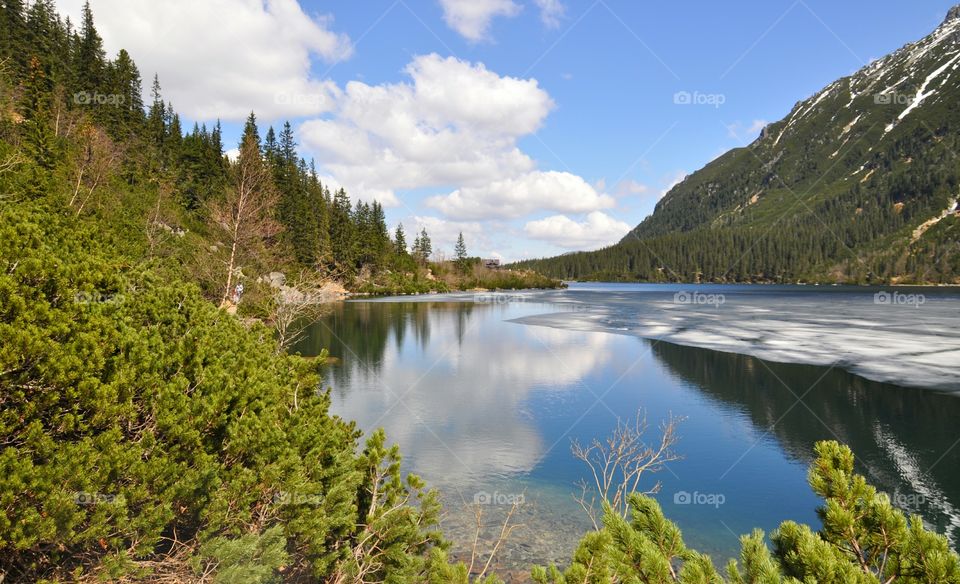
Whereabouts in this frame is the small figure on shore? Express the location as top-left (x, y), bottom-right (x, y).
top-left (233, 282), bottom-right (244, 304)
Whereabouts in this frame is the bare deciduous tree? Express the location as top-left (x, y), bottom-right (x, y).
top-left (69, 122), bottom-right (120, 215)
top-left (572, 411), bottom-right (683, 528)
top-left (466, 497), bottom-right (524, 580)
top-left (271, 270), bottom-right (336, 353)
top-left (145, 179), bottom-right (175, 256)
top-left (210, 134), bottom-right (281, 308)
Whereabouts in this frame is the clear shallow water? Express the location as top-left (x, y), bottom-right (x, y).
top-left (293, 283), bottom-right (960, 573)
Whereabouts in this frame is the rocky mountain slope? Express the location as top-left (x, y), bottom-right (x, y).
top-left (514, 7), bottom-right (960, 284)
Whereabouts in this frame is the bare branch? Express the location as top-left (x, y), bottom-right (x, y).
top-left (572, 410), bottom-right (684, 521)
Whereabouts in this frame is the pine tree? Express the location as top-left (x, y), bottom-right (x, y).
top-left (395, 223), bottom-right (407, 255)
top-left (454, 232), bottom-right (468, 275)
top-left (371, 200), bottom-right (390, 264)
top-left (353, 200), bottom-right (374, 268)
top-left (533, 441), bottom-right (960, 584)
top-left (263, 126), bottom-right (277, 163)
top-left (241, 111), bottom-right (260, 152)
top-left (146, 74), bottom-right (165, 151)
top-left (0, 0), bottom-right (28, 74)
top-left (22, 56), bottom-right (57, 181)
top-left (414, 228), bottom-right (432, 264)
top-left (330, 188), bottom-right (355, 270)
top-left (165, 107), bottom-right (182, 161)
top-left (74, 1), bottom-right (104, 94)
top-left (211, 120), bottom-right (224, 158)
top-left (105, 48), bottom-right (144, 136)
top-left (279, 121), bottom-right (296, 164)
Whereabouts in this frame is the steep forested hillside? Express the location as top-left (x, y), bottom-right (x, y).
top-left (514, 8), bottom-right (960, 284)
top-left (0, 0), bottom-right (491, 305)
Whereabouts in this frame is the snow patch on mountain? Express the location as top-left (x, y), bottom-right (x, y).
top-left (885, 51), bottom-right (960, 133)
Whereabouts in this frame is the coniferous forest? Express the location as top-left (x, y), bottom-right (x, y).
top-left (512, 9), bottom-right (960, 284)
top-left (1, 2), bottom-right (959, 583)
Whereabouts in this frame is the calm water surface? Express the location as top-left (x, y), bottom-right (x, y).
top-left (293, 283), bottom-right (960, 572)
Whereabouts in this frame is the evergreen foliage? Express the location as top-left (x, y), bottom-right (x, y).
top-left (4, 3), bottom-right (954, 581)
top-left (454, 232), bottom-right (468, 275)
top-left (532, 441), bottom-right (960, 584)
top-left (0, 201), bottom-right (465, 582)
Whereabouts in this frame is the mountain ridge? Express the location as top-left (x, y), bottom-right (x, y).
top-left (513, 5), bottom-right (960, 284)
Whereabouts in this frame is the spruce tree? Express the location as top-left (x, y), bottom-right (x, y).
top-left (106, 48), bottom-right (144, 136)
top-left (371, 200), bottom-right (390, 264)
top-left (263, 126), bottom-right (277, 162)
top-left (454, 232), bottom-right (468, 275)
top-left (415, 228), bottom-right (432, 264)
top-left (0, 0), bottom-right (28, 74)
top-left (146, 74), bottom-right (165, 151)
top-left (74, 1), bottom-right (104, 94)
top-left (330, 188), bottom-right (355, 270)
top-left (241, 111), bottom-right (260, 151)
top-left (395, 223), bottom-right (407, 255)
top-left (22, 56), bottom-right (57, 179)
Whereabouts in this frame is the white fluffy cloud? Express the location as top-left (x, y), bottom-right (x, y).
top-left (438, 0), bottom-right (521, 41)
top-left (55, 0), bottom-right (352, 121)
top-left (534, 0), bottom-right (565, 28)
top-left (300, 53), bottom-right (556, 208)
top-left (524, 211), bottom-right (631, 249)
top-left (408, 216), bottom-right (488, 257)
top-left (614, 179), bottom-right (650, 196)
top-left (426, 171), bottom-right (614, 220)
top-left (726, 119), bottom-right (769, 141)
top-left (659, 171), bottom-right (688, 198)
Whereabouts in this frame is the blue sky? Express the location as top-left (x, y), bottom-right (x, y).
top-left (60, 0), bottom-right (958, 261)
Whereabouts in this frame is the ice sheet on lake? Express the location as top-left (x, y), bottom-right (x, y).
top-left (508, 288), bottom-right (960, 392)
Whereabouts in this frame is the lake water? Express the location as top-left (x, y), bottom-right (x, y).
top-left (293, 283), bottom-right (960, 575)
